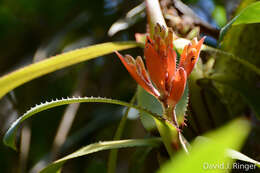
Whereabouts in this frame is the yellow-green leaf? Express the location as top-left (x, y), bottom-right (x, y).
top-left (0, 41), bottom-right (139, 99)
top-left (220, 1), bottom-right (260, 41)
top-left (40, 138), bottom-right (162, 173)
top-left (157, 118), bottom-right (251, 173)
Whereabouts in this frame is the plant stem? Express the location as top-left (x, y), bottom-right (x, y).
top-left (145, 0), bottom-right (167, 35)
top-left (165, 106), bottom-right (179, 129)
top-left (164, 105), bottom-right (190, 154)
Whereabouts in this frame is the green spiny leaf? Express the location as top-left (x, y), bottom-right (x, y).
top-left (175, 83), bottom-right (189, 125)
top-left (3, 96), bottom-right (162, 150)
top-left (137, 86), bottom-right (162, 131)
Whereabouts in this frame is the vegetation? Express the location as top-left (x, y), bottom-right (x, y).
top-left (0, 0), bottom-right (260, 172)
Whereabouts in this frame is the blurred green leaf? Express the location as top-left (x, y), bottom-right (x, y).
top-left (40, 138), bottom-right (162, 173)
top-left (108, 2), bottom-right (145, 36)
top-left (220, 1), bottom-right (260, 41)
top-left (232, 1), bottom-right (260, 25)
top-left (213, 0), bottom-right (260, 118)
top-left (157, 118), bottom-right (251, 173)
top-left (212, 5), bottom-right (227, 27)
top-left (209, 74), bottom-right (260, 119)
top-left (129, 147), bottom-right (153, 173)
top-left (85, 160), bottom-right (107, 173)
top-left (3, 97), bottom-right (163, 150)
top-left (0, 41), bottom-right (139, 99)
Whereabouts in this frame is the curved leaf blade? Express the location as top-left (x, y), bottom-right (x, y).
top-left (0, 41), bottom-right (139, 99)
top-left (232, 1), bottom-right (260, 25)
top-left (203, 45), bottom-right (260, 76)
top-left (220, 1), bottom-right (260, 41)
top-left (3, 97), bottom-right (163, 150)
top-left (40, 138), bottom-right (162, 173)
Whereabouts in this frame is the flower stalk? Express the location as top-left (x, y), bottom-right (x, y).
top-left (145, 0), bottom-right (167, 36)
top-left (116, 0), bottom-right (205, 155)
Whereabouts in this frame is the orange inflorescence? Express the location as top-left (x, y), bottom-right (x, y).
top-left (116, 24), bottom-right (205, 108)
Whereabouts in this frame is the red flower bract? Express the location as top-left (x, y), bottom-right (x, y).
top-left (116, 26), bottom-right (205, 107)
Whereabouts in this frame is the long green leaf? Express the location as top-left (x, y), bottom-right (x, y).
top-left (0, 41), bottom-right (139, 99)
top-left (157, 118), bottom-right (251, 173)
top-left (220, 1), bottom-right (260, 41)
top-left (3, 97), bottom-right (163, 150)
top-left (40, 138), bottom-right (162, 173)
top-left (107, 93), bottom-right (137, 173)
top-left (203, 45), bottom-right (260, 76)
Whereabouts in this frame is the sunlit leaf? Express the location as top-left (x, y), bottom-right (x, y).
top-left (0, 41), bottom-right (139, 99)
top-left (40, 138), bottom-right (162, 173)
top-left (157, 118), bottom-right (251, 173)
top-left (153, 118), bottom-right (177, 157)
top-left (220, 1), bottom-right (260, 41)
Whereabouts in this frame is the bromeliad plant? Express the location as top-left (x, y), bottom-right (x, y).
top-left (116, 24), bottom-right (204, 130)
top-left (2, 0), bottom-right (260, 172)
